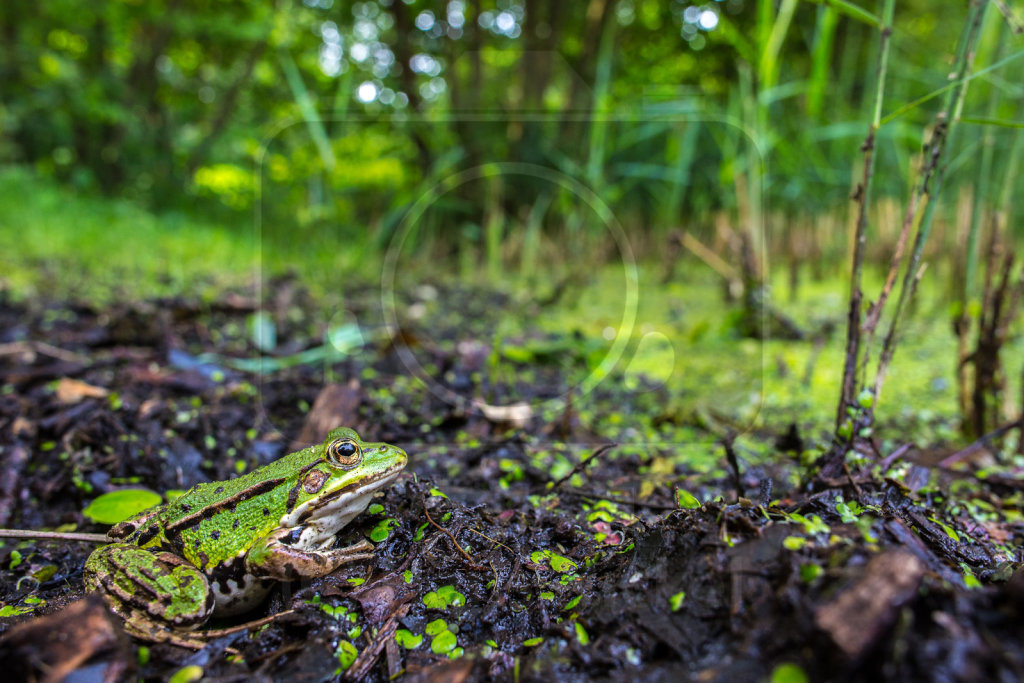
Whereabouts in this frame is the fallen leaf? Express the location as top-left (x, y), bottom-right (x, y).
top-left (56, 378), bottom-right (109, 404)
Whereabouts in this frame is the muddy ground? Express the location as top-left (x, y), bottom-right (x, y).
top-left (0, 284), bottom-right (1022, 681)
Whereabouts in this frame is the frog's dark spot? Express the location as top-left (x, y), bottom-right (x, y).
top-left (263, 507), bottom-right (271, 516)
top-left (302, 470), bottom-right (329, 494)
top-left (283, 528), bottom-right (303, 544)
top-left (286, 480), bottom-right (304, 512)
top-left (135, 524), bottom-right (161, 546)
top-left (211, 530), bottom-right (221, 540)
top-left (197, 551), bottom-right (209, 568)
top-left (180, 504), bottom-right (192, 513)
top-left (194, 539), bottom-right (202, 550)
top-left (233, 519), bottom-right (240, 530)
top-left (215, 486), bottom-right (225, 494)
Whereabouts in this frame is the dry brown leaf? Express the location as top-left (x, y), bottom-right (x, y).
top-left (56, 377), bottom-right (109, 404)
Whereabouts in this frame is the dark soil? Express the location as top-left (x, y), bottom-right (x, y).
top-left (1, 285), bottom-right (1022, 681)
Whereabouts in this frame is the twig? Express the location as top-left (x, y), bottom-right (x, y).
top-left (842, 460), bottom-right (865, 499)
top-left (878, 442), bottom-right (912, 471)
top-left (0, 341), bottom-right (89, 364)
top-left (550, 443), bottom-right (616, 490)
top-left (466, 527), bottom-right (515, 554)
top-left (722, 434), bottom-right (744, 500)
top-left (344, 604), bottom-right (409, 681)
top-left (420, 494), bottom-right (487, 570)
top-left (200, 609), bottom-right (296, 639)
top-left (0, 529), bottom-right (110, 543)
top-left (835, 0), bottom-right (895, 434)
top-left (938, 417), bottom-right (1024, 467)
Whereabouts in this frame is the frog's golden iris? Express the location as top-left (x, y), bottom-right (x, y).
top-left (326, 437), bottom-right (362, 468)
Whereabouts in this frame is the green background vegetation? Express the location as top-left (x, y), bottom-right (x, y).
top-left (1, 0), bottom-right (1022, 446)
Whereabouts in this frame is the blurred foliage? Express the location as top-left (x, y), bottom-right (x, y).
top-left (2, 0), bottom-right (1020, 255)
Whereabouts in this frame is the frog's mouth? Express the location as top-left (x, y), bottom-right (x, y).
top-left (281, 461), bottom-right (406, 550)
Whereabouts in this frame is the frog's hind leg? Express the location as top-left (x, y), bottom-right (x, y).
top-left (85, 543), bottom-right (215, 630)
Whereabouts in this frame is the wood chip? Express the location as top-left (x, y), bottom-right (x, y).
top-left (0, 595), bottom-right (130, 682)
top-left (290, 380), bottom-right (363, 451)
top-left (56, 377), bottom-right (109, 404)
top-left (814, 549), bottom-right (925, 658)
top-left (474, 399), bottom-right (532, 428)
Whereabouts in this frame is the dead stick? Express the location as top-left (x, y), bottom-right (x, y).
top-left (0, 529), bottom-right (109, 543)
top-left (550, 443), bottom-right (616, 490)
top-left (420, 494), bottom-right (487, 570)
top-left (938, 417), bottom-right (1023, 467)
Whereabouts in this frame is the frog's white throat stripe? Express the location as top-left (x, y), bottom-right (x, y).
top-left (281, 468), bottom-right (402, 550)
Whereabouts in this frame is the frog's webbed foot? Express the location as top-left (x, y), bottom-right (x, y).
top-left (85, 543), bottom-right (214, 630)
top-left (245, 528), bottom-right (375, 581)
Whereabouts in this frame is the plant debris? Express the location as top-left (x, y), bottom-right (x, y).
top-left (1, 290), bottom-right (1022, 680)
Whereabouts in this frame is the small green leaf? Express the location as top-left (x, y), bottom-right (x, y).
top-left (770, 662), bottom-right (809, 683)
top-left (82, 489), bottom-right (162, 525)
top-left (168, 665), bottom-right (204, 683)
top-left (522, 637), bottom-right (544, 647)
top-left (403, 569), bottom-right (413, 584)
top-left (783, 536), bottom-right (807, 551)
top-left (368, 518), bottom-right (397, 543)
top-left (960, 563), bottom-right (981, 589)
top-left (423, 591), bottom-right (446, 609)
top-left (367, 503), bottom-right (384, 515)
top-left (856, 389), bottom-right (874, 409)
top-left (564, 595), bottom-right (581, 611)
top-left (319, 603), bottom-right (347, 619)
top-left (431, 630), bottom-right (457, 654)
top-left (437, 584), bottom-right (466, 606)
top-left (429, 487), bottom-right (448, 498)
top-left (335, 641), bottom-right (358, 670)
top-left (425, 618), bottom-right (449, 636)
top-left (395, 629), bottom-right (423, 649)
top-left (669, 591), bottom-right (686, 612)
top-left (548, 553), bottom-right (577, 573)
top-left (574, 622), bottom-right (589, 645)
top-left (835, 500), bottom-right (858, 524)
top-left (539, 592), bottom-right (555, 601)
top-left (800, 564), bottom-right (823, 582)
top-left (675, 489), bottom-right (701, 509)
top-left (346, 577), bottom-right (365, 587)
top-left (8, 551), bottom-right (22, 570)
top-left (0, 604), bottom-right (34, 617)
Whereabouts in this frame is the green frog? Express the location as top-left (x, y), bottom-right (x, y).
top-left (84, 427), bottom-right (407, 645)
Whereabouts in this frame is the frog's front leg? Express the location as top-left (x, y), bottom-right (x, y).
top-left (244, 528), bottom-right (375, 581)
top-left (85, 543), bottom-right (215, 630)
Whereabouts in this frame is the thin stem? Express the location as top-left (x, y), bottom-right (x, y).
top-left (873, 0), bottom-right (989, 403)
top-left (0, 529), bottom-right (110, 543)
top-left (835, 0), bottom-right (894, 434)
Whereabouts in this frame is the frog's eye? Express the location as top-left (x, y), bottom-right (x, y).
top-left (326, 438), bottom-right (362, 469)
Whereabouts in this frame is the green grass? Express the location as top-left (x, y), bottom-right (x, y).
top-left (0, 167), bottom-right (377, 303)
top-left (4, 166), bottom-right (1016, 447)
